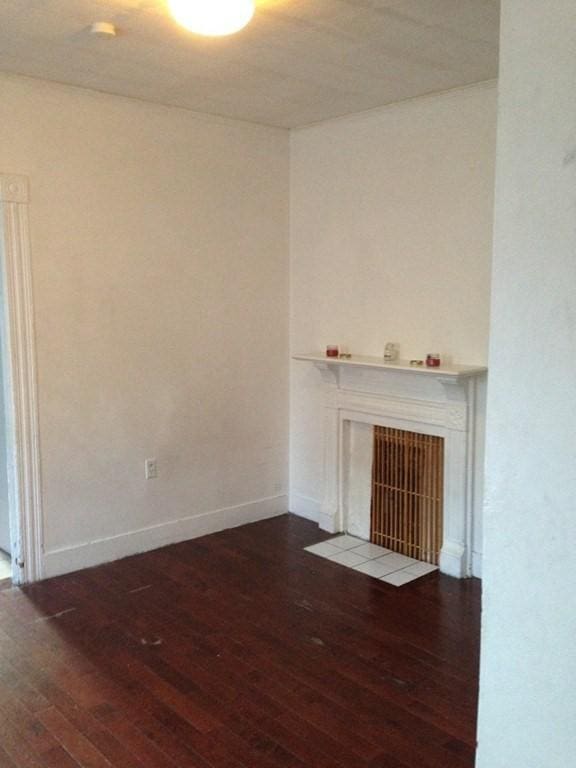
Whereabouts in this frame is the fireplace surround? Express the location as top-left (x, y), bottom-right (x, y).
top-left (293, 354), bottom-right (487, 578)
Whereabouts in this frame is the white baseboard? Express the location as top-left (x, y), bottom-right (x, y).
top-left (288, 492), bottom-right (320, 523)
top-left (42, 494), bottom-right (288, 580)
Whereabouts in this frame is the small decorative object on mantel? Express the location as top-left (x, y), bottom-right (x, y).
top-left (326, 345), bottom-right (339, 358)
top-left (410, 359), bottom-right (424, 366)
top-left (426, 353), bottom-right (441, 368)
top-left (383, 342), bottom-right (399, 362)
top-left (339, 352), bottom-right (352, 359)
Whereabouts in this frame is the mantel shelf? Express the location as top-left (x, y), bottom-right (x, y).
top-left (293, 353), bottom-right (487, 380)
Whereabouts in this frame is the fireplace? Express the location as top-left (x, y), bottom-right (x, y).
top-left (293, 354), bottom-right (487, 578)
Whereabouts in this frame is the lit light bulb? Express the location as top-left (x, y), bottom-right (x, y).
top-left (169, 0), bottom-right (255, 37)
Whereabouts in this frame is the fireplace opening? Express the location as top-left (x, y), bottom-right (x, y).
top-left (371, 426), bottom-right (444, 565)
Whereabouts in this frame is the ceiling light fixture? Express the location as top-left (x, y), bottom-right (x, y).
top-left (168, 0), bottom-right (255, 37)
top-left (89, 21), bottom-right (117, 37)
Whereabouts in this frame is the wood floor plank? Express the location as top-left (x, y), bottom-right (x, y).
top-left (37, 707), bottom-right (114, 768)
top-left (0, 747), bottom-right (20, 768)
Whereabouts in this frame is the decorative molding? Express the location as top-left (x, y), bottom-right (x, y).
top-left (313, 362), bottom-right (339, 411)
top-left (43, 495), bottom-right (287, 579)
top-left (336, 391), bottom-right (447, 429)
top-left (0, 173), bottom-right (43, 584)
top-left (446, 403), bottom-right (468, 431)
top-left (313, 361), bottom-right (339, 388)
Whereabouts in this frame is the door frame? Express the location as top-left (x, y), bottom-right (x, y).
top-left (0, 173), bottom-right (43, 584)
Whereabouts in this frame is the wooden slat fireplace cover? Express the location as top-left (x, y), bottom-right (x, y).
top-left (371, 426), bottom-right (444, 565)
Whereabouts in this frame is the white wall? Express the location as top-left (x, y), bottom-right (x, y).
top-left (289, 83), bottom-right (496, 569)
top-left (0, 74), bottom-right (289, 578)
top-left (477, 3), bottom-right (576, 765)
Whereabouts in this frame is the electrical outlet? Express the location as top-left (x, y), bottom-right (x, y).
top-left (145, 458), bottom-right (157, 480)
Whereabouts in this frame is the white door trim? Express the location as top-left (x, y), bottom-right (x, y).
top-left (0, 174), bottom-right (43, 584)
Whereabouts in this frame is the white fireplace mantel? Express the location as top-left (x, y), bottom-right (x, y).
top-left (293, 353), bottom-right (487, 578)
top-left (293, 353), bottom-right (486, 380)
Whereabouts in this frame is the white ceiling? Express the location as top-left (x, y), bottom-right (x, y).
top-left (0, 0), bottom-right (500, 128)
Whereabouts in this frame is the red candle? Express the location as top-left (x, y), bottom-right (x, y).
top-left (426, 353), bottom-right (441, 367)
top-left (326, 345), bottom-right (339, 358)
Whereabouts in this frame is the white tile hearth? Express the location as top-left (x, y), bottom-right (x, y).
top-left (404, 562), bottom-right (439, 577)
top-left (328, 534), bottom-right (366, 550)
top-left (381, 569), bottom-right (423, 587)
top-left (352, 542), bottom-right (393, 559)
top-left (329, 550), bottom-right (367, 568)
top-left (354, 558), bottom-right (401, 578)
top-left (304, 534), bottom-right (438, 587)
top-left (304, 541), bottom-right (342, 558)
top-left (378, 552), bottom-right (419, 570)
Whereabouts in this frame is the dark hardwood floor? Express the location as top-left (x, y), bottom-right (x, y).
top-left (0, 514), bottom-right (480, 768)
